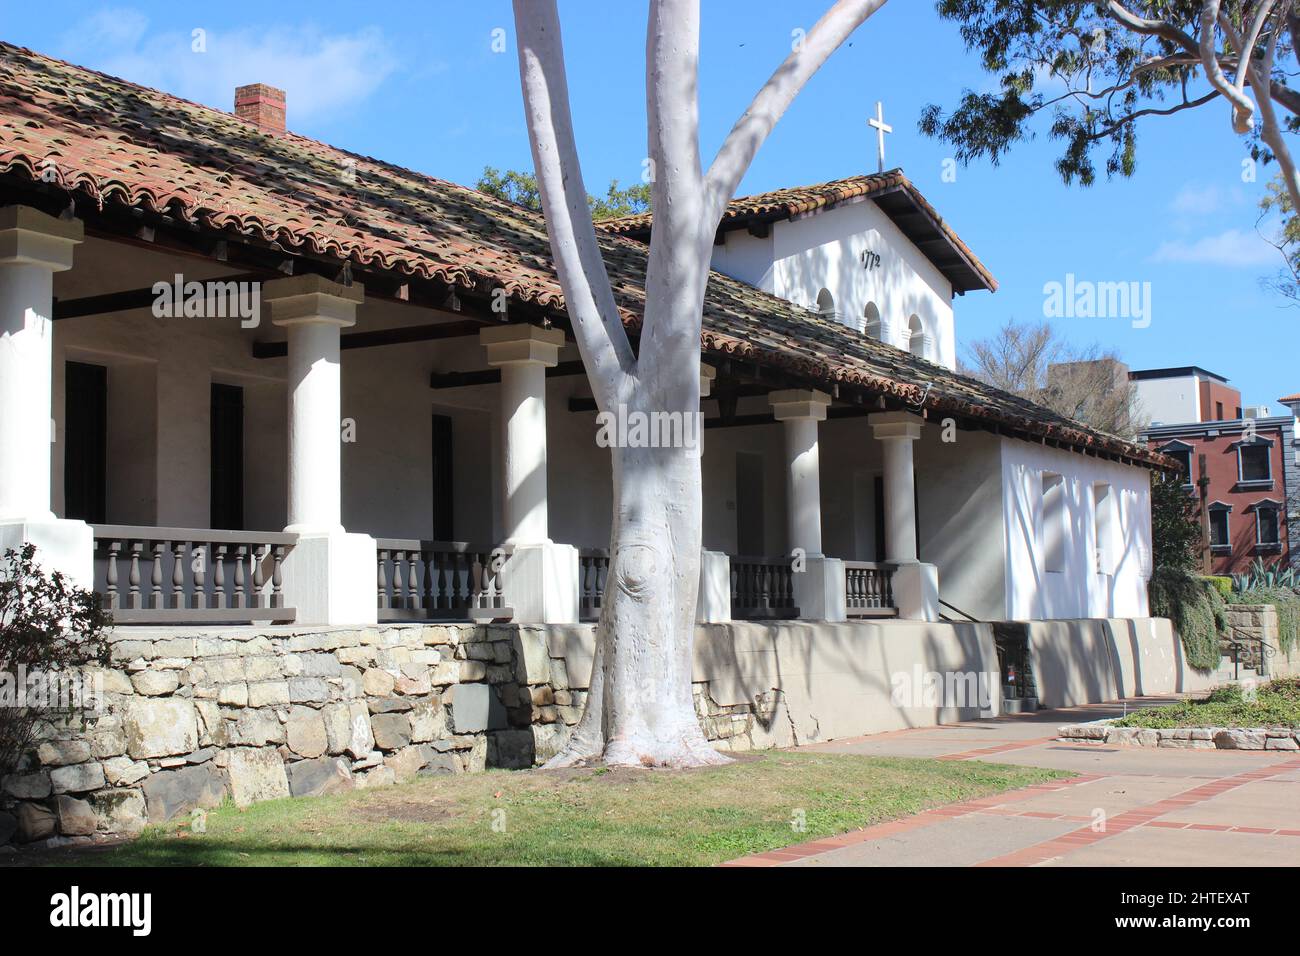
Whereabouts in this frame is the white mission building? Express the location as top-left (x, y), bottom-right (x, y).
top-left (0, 43), bottom-right (1204, 739)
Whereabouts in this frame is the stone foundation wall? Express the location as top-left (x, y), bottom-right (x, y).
top-left (1221, 604), bottom-right (1278, 672)
top-left (2, 616), bottom-right (1130, 847)
top-left (1, 624), bottom-right (566, 847)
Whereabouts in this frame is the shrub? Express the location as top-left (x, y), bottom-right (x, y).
top-left (1202, 576), bottom-right (1233, 599)
top-left (0, 544), bottom-right (111, 775)
top-left (1148, 566), bottom-right (1225, 671)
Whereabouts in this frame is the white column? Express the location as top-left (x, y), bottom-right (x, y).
top-left (769, 389), bottom-right (844, 621)
top-left (265, 275), bottom-right (375, 625)
top-left (871, 411), bottom-right (938, 621)
top-left (0, 207), bottom-right (92, 587)
top-left (481, 325), bottom-right (576, 623)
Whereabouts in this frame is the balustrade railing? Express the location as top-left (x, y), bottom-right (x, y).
top-left (92, 526), bottom-right (297, 624)
top-left (844, 561), bottom-right (896, 617)
top-left (375, 540), bottom-right (510, 622)
top-left (730, 556), bottom-right (799, 620)
top-left (578, 548), bottom-right (609, 622)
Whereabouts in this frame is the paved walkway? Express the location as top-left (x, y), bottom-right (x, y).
top-left (724, 697), bottom-right (1300, 867)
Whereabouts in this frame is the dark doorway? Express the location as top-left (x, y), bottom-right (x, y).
top-left (431, 413), bottom-right (454, 540)
top-left (210, 383), bottom-right (245, 530)
top-left (873, 475), bottom-right (886, 561)
top-left (64, 361), bottom-right (107, 524)
top-left (735, 452), bottom-right (765, 555)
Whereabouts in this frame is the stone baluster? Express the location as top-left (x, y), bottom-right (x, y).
top-left (128, 542), bottom-right (142, 609)
top-left (105, 540), bottom-right (121, 611)
top-left (172, 541), bottom-right (186, 609)
top-left (150, 542), bottom-right (165, 609)
top-left (214, 545), bottom-right (227, 609)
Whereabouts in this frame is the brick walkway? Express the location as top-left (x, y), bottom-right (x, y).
top-left (723, 699), bottom-right (1300, 867)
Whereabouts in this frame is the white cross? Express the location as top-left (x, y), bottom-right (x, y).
top-left (868, 100), bottom-right (892, 174)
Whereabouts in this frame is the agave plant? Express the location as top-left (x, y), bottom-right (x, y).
top-left (1231, 558), bottom-right (1298, 593)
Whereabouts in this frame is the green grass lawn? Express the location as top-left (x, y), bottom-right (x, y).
top-left (27, 752), bottom-right (1067, 867)
top-left (1111, 678), bottom-right (1300, 730)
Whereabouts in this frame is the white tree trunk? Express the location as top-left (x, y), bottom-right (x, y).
top-left (512, 0), bottom-right (884, 767)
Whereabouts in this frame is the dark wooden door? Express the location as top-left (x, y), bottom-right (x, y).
top-left (431, 413), bottom-right (454, 540)
top-left (736, 452), bottom-right (765, 555)
top-left (210, 383), bottom-right (245, 530)
top-left (64, 361), bottom-right (107, 523)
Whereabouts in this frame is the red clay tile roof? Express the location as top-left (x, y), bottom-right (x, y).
top-left (1279, 393), bottom-right (1300, 404)
top-left (0, 41), bottom-right (1163, 468)
top-left (600, 170), bottom-right (997, 294)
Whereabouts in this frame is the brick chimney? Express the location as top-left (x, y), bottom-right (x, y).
top-left (234, 83), bottom-right (286, 133)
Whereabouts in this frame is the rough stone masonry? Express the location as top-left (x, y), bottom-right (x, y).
top-left (0, 622), bottom-right (771, 848)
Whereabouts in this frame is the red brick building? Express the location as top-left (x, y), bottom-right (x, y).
top-left (1143, 416), bottom-right (1294, 575)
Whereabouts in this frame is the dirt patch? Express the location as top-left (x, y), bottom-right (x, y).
top-left (354, 799), bottom-right (456, 824)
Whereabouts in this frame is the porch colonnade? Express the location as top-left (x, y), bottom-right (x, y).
top-left (479, 324), bottom-right (577, 624)
top-left (768, 389), bottom-right (845, 621)
top-left (871, 411), bottom-right (940, 621)
top-left (0, 204), bottom-right (932, 626)
top-left (0, 207), bottom-right (93, 587)
top-left (263, 275), bottom-right (377, 625)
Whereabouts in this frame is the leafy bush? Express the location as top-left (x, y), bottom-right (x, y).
top-left (1148, 566), bottom-right (1225, 671)
top-left (0, 544), bottom-right (111, 775)
top-left (1202, 576), bottom-right (1233, 599)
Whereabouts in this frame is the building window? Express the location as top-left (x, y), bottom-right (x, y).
top-left (1040, 473), bottom-right (1065, 573)
top-left (863, 302), bottom-right (882, 340)
top-left (1237, 441), bottom-right (1272, 485)
top-left (907, 315), bottom-right (925, 358)
top-left (1093, 482), bottom-right (1116, 574)
top-left (1161, 445), bottom-right (1193, 487)
top-left (1254, 503), bottom-right (1281, 549)
top-left (1208, 503), bottom-right (1231, 552)
top-left (1216, 401), bottom-right (1224, 420)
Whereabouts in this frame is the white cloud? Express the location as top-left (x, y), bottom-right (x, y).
top-left (1168, 183), bottom-right (1223, 216)
top-left (1150, 228), bottom-right (1280, 267)
top-left (59, 10), bottom-right (397, 123)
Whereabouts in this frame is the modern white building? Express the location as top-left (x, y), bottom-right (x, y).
top-left (0, 42), bottom-right (1171, 648)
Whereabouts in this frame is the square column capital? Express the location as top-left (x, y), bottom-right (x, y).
top-left (0, 206), bottom-right (83, 271)
top-left (265, 274), bottom-right (363, 328)
top-left (768, 389), bottom-right (832, 422)
top-left (871, 410), bottom-right (924, 441)
top-left (700, 363), bottom-right (717, 398)
top-left (480, 324), bottom-right (565, 367)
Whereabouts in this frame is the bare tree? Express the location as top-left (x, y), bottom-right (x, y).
top-left (962, 319), bottom-right (1146, 438)
top-left (511, 0), bottom-right (886, 768)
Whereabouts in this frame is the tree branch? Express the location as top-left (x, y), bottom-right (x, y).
top-left (512, 0), bottom-right (637, 412)
top-left (1106, 2), bottom-right (1199, 54)
top-left (1202, 1), bottom-right (1257, 133)
top-left (703, 0), bottom-right (886, 222)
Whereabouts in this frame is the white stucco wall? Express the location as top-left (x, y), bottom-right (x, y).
top-left (708, 199), bottom-right (957, 369)
top-left (1001, 438), bottom-right (1152, 620)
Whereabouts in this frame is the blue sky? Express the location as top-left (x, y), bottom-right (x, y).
top-left (7, 1), bottom-right (1295, 407)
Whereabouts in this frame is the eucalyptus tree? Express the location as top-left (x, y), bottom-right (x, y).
top-left (921, 2), bottom-right (1300, 230)
top-left (511, 0), bottom-right (887, 768)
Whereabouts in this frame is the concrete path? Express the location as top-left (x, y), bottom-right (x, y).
top-left (723, 697), bottom-right (1300, 867)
